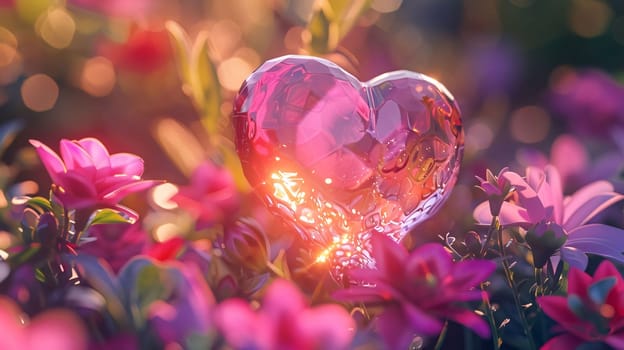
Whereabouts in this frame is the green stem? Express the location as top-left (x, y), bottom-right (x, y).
top-left (534, 267), bottom-right (544, 297)
top-left (433, 321), bottom-right (449, 350)
top-left (495, 216), bottom-right (537, 350)
top-left (481, 282), bottom-right (500, 350)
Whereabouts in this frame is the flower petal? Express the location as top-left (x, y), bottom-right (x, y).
top-left (375, 306), bottom-right (419, 350)
top-left (473, 201), bottom-right (531, 227)
top-left (262, 279), bottom-right (306, 318)
top-left (101, 180), bottom-right (161, 204)
top-left (110, 153), bottom-right (144, 177)
top-left (539, 334), bottom-right (583, 350)
top-left (504, 168), bottom-right (546, 222)
top-left (563, 191), bottom-right (624, 230)
top-left (450, 260), bottom-right (496, 290)
top-left (566, 224), bottom-right (624, 264)
top-left (27, 309), bottom-right (89, 350)
top-left (60, 139), bottom-right (96, 180)
top-left (370, 234), bottom-right (409, 281)
top-left (299, 305), bottom-right (355, 350)
top-left (402, 301), bottom-right (444, 335)
top-left (566, 266), bottom-right (592, 297)
top-left (214, 299), bottom-right (270, 350)
top-left (77, 138), bottom-right (111, 170)
top-left (544, 165), bottom-right (564, 224)
top-left (537, 295), bottom-right (593, 337)
top-left (406, 243), bottom-right (452, 280)
top-left (29, 139), bottom-right (67, 185)
top-left (560, 245), bottom-right (589, 270)
top-left (447, 309), bottom-right (490, 338)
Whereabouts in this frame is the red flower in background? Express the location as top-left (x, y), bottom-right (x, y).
top-left (171, 162), bottom-right (240, 230)
top-left (79, 222), bottom-right (148, 272)
top-left (538, 260), bottom-right (624, 349)
top-left (30, 138), bottom-right (160, 209)
top-left (99, 28), bottom-right (171, 74)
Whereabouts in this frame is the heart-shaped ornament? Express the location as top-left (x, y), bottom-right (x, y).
top-left (233, 55), bottom-right (464, 278)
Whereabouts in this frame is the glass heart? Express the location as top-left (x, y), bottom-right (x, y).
top-left (232, 55), bottom-right (464, 278)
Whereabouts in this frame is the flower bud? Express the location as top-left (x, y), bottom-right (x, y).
top-left (526, 221), bottom-right (567, 267)
top-left (222, 218), bottom-right (269, 272)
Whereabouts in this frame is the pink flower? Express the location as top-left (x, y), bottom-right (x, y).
top-left (537, 260), bottom-right (624, 349)
top-left (334, 235), bottom-right (494, 349)
top-left (476, 167), bottom-right (513, 216)
top-left (30, 138), bottom-right (159, 209)
top-left (474, 165), bottom-right (624, 269)
top-left (79, 222), bottom-right (147, 272)
top-left (171, 162), bottom-right (240, 230)
top-left (0, 296), bottom-right (88, 350)
top-left (215, 279), bottom-right (355, 350)
top-left (68, 0), bottom-right (152, 18)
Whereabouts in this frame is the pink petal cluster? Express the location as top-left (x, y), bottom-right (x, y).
top-left (474, 165), bottom-right (624, 269)
top-left (30, 138), bottom-right (159, 209)
top-left (171, 162), bottom-right (240, 230)
top-left (0, 297), bottom-right (88, 350)
top-left (537, 260), bottom-right (624, 349)
top-left (334, 235), bottom-right (495, 349)
top-left (79, 222), bottom-right (147, 272)
top-left (215, 279), bottom-right (355, 350)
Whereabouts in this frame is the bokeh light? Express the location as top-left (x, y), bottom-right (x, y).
top-left (20, 73), bottom-right (59, 112)
top-left (79, 56), bottom-right (116, 97)
top-left (509, 105), bottom-right (551, 144)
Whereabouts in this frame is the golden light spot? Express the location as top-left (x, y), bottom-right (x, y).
top-left (36, 7), bottom-right (76, 49)
top-left (284, 26), bottom-right (305, 51)
top-left (79, 56), bottom-right (116, 97)
top-left (509, 106), bottom-right (551, 144)
top-left (324, 178), bottom-right (333, 185)
top-left (209, 20), bottom-right (242, 60)
top-left (154, 223), bottom-right (180, 242)
top-left (217, 56), bottom-right (253, 92)
top-left (568, 0), bottom-right (613, 38)
top-left (600, 304), bottom-right (615, 318)
top-left (371, 0), bottom-right (403, 13)
top-left (465, 122), bottom-right (494, 152)
top-left (21, 74), bottom-right (59, 112)
top-left (151, 183), bottom-right (179, 210)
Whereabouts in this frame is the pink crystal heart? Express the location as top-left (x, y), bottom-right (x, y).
top-left (233, 55), bottom-right (463, 277)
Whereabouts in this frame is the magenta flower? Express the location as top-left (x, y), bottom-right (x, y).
top-left (334, 235), bottom-right (494, 349)
top-left (474, 165), bottom-right (624, 269)
top-left (171, 162), bottom-right (240, 230)
top-left (30, 138), bottom-right (159, 209)
top-left (79, 222), bottom-right (147, 272)
top-left (0, 297), bottom-right (88, 350)
top-left (537, 260), bottom-right (624, 349)
top-left (215, 278), bottom-right (355, 350)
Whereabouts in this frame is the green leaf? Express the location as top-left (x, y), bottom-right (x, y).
top-left (88, 208), bottom-right (131, 226)
top-left (26, 196), bottom-right (53, 213)
top-left (305, 0), bottom-right (371, 54)
top-left (165, 21), bottom-right (192, 85)
top-left (189, 31), bottom-right (221, 134)
top-left (67, 254), bottom-right (128, 326)
top-left (588, 277), bottom-right (617, 306)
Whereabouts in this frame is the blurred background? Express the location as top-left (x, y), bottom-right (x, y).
top-left (2, 0), bottom-right (624, 237)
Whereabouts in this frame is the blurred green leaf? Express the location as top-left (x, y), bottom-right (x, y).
top-left (165, 22), bottom-right (221, 135)
top-left (26, 196), bottom-right (52, 214)
top-left (306, 0), bottom-right (371, 54)
top-left (88, 208), bottom-right (131, 226)
top-left (189, 31), bottom-right (221, 135)
top-left (68, 254), bottom-right (128, 326)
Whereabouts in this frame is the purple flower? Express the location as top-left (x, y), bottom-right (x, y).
top-left (215, 278), bottom-right (355, 350)
top-left (0, 296), bottom-right (88, 350)
top-left (171, 162), bottom-right (240, 230)
top-left (30, 138), bottom-right (159, 209)
top-left (79, 222), bottom-right (147, 272)
top-left (334, 235), bottom-right (495, 349)
top-left (148, 262), bottom-right (215, 347)
top-left (474, 165), bottom-right (624, 269)
top-left (537, 260), bottom-right (624, 349)
top-left (549, 69), bottom-right (624, 137)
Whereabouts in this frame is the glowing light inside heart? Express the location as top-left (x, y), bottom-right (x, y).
top-left (233, 55), bottom-right (464, 278)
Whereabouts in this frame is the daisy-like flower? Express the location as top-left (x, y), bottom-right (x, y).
top-left (30, 138), bottom-right (160, 210)
top-left (334, 235), bottom-right (495, 350)
top-left (215, 278), bottom-right (355, 350)
top-left (476, 167), bottom-right (514, 216)
top-left (537, 260), bottom-right (624, 349)
top-left (474, 165), bottom-right (624, 269)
